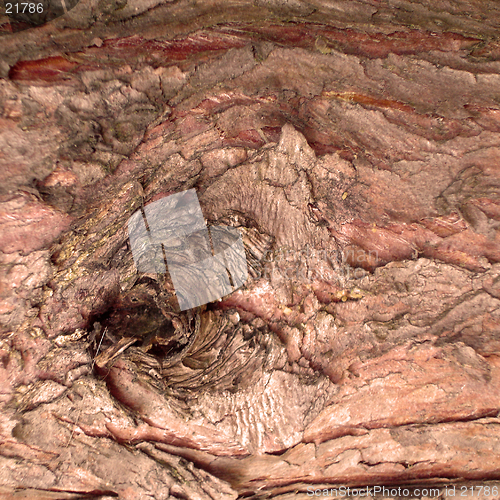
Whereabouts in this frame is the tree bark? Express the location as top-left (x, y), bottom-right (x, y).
top-left (1, 0), bottom-right (500, 498)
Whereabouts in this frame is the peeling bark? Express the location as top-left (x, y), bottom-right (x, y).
top-left (1, 0), bottom-right (500, 498)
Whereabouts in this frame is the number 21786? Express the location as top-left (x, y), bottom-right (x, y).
top-left (5, 3), bottom-right (44, 13)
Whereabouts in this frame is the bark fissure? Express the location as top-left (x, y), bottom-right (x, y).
top-left (2, 0), bottom-right (500, 497)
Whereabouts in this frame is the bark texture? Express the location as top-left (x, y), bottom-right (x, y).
top-left (1, 0), bottom-right (500, 498)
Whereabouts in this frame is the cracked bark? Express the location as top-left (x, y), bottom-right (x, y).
top-left (1, 0), bottom-right (500, 498)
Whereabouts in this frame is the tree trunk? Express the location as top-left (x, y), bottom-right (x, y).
top-left (1, 0), bottom-right (500, 498)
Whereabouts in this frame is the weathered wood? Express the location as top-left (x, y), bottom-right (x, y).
top-left (1, 0), bottom-right (500, 498)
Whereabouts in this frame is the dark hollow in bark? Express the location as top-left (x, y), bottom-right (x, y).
top-left (1, 0), bottom-right (500, 498)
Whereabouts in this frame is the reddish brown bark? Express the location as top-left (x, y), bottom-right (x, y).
top-left (1, 0), bottom-right (500, 498)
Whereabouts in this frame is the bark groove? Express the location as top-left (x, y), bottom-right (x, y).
top-left (1, 0), bottom-right (500, 498)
